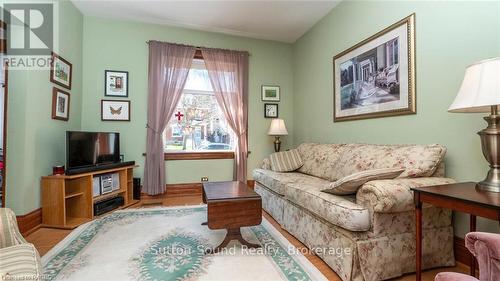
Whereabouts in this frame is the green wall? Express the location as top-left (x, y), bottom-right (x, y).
top-left (5, 0), bottom-right (83, 215)
top-left (292, 0), bottom-right (500, 237)
top-left (80, 17), bottom-right (294, 184)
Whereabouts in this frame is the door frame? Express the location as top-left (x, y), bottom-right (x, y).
top-left (1, 19), bottom-right (7, 207)
top-left (1, 61), bottom-right (7, 207)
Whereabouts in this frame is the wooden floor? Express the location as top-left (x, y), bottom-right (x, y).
top-left (26, 195), bottom-right (470, 281)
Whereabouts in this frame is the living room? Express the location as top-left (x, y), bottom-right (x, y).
top-left (1, 0), bottom-right (499, 281)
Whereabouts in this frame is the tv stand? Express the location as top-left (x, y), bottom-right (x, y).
top-left (41, 165), bottom-right (138, 229)
top-left (65, 161), bottom-right (136, 175)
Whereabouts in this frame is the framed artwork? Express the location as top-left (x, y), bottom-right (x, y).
top-left (51, 87), bottom-right (70, 121)
top-left (101, 100), bottom-right (130, 121)
top-left (333, 14), bottom-right (416, 122)
top-left (105, 70), bottom-right (129, 97)
top-left (261, 85), bottom-right (280, 101)
top-left (50, 52), bottom-right (72, 90)
top-left (264, 103), bottom-right (278, 118)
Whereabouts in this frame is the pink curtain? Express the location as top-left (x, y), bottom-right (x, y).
top-left (201, 48), bottom-right (249, 182)
top-left (144, 41), bottom-right (195, 195)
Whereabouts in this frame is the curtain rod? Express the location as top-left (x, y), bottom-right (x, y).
top-left (145, 40), bottom-right (251, 56)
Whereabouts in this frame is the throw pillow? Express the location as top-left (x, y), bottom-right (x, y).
top-left (322, 168), bottom-right (404, 195)
top-left (269, 149), bottom-right (303, 172)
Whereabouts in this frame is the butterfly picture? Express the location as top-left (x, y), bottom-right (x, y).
top-left (109, 106), bottom-right (122, 115)
top-left (101, 100), bottom-right (130, 121)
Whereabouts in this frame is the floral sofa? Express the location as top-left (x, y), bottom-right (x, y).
top-left (253, 143), bottom-right (456, 281)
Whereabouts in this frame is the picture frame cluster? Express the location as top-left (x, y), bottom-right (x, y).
top-left (102, 70), bottom-right (130, 121)
top-left (50, 52), bottom-right (72, 121)
top-left (261, 85), bottom-right (280, 118)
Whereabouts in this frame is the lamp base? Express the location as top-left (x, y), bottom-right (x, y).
top-left (478, 105), bottom-right (500, 193)
top-left (273, 137), bottom-right (282, 152)
top-left (477, 168), bottom-right (500, 192)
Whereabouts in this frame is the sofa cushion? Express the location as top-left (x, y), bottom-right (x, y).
top-left (323, 168), bottom-right (404, 195)
top-left (269, 149), bottom-right (303, 172)
top-left (296, 143), bottom-right (349, 181)
top-left (333, 143), bottom-right (446, 179)
top-left (285, 182), bottom-right (371, 231)
top-left (252, 168), bottom-right (331, 196)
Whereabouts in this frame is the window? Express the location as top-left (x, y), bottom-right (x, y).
top-left (163, 59), bottom-right (235, 153)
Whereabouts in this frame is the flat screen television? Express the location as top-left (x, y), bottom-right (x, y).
top-left (66, 131), bottom-right (120, 172)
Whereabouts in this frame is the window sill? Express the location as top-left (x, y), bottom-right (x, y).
top-left (164, 151), bottom-right (235, 161)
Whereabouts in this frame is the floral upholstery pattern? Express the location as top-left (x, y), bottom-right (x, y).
top-left (254, 142), bottom-right (454, 280)
top-left (282, 202), bottom-right (364, 281)
top-left (334, 143), bottom-right (446, 179)
top-left (432, 161), bottom-right (446, 177)
top-left (356, 226), bottom-right (455, 281)
top-left (261, 158), bottom-right (271, 170)
top-left (369, 207), bottom-right (452, 237)
top-left (255, 183), bottom-right (285, 225)
top-left (285, 182), bottom-right (371, 232)
top-left (296, 143), bottom-right (446, 181)
top-left (356, 177), bottom-right (455, 213)
top-left (253, 168), bottom-right (331, 196)
top-left (282, 201), bottom-right (454, 281)
top-left (296, 143), bottom-right (350, 181)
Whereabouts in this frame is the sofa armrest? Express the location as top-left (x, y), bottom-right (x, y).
top-left (356, 177), bottom-right (456, 213)
top-left (0, 208), bottom-right (28, 248)
top-left (0, 243), bottom-right (42, 280)
top-left (465, 231), bottom-right (500, 261)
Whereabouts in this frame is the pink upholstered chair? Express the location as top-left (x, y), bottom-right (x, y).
top-left (435, 232), bottom-right (500, 281)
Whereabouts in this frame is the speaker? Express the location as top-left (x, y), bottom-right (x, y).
top-left (133, 178), bottom-right (141, 200)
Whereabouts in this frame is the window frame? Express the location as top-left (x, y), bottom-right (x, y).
top-left (164, 52), bottom-right (236, 161)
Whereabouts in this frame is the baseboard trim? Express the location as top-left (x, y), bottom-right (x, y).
top-left (141, 180), bottom-right (256, 199)
top-left (166, 183), bottom-right (203, 197)
top-left (16, 208), bottom-right (42, 236)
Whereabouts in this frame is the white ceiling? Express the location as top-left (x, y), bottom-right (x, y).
top-left (71, 0), bottom-right (341, 43)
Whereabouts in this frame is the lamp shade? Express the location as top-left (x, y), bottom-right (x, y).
top-left (448, 57), bottom-right (500, 113)
top-left (268, 119), bottom-right (288, 136)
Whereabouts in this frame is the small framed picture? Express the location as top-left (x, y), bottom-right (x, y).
top-left (101, 100), bottom-right (130, 121)
top-left (105, 70), bottom-right (129, 97)
top-left (264, 103), bottom-right (278, 118)
top-left (51, 87), bottom-right (70, 121)
top-left (50, 52), bottom-right (72, 90)
top-left (261, 85), bottom-right (280, 101)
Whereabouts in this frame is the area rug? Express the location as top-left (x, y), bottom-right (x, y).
top-left (41, 206), bottom-right (327, 281)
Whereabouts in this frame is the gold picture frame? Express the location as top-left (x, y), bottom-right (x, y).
top-left (333, 14), bottom-right (416, 122)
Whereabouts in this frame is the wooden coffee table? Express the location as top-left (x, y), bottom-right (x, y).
top-left (202, 181), bottom-right (262, 253)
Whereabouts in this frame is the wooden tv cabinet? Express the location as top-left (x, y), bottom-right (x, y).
top-left (41, 165), bottom-right (139, 229)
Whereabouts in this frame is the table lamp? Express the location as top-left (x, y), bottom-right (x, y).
top-left (448, 57), bottom-right (500, 192)
top-left (268, 119), bottom-right (288, 152)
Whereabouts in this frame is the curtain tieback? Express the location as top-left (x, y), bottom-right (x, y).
top-left (146, 124), bottom-right (162, 135)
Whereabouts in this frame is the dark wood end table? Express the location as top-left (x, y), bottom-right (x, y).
top-left (202, 181), bottom-right (262, 253)
top-left (412, 182), bottom-right (500, 281)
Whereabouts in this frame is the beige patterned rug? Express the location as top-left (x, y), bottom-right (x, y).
top-left (42, 206), bottom-right (327, 281)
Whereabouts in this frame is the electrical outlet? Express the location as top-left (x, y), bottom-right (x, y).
top-left (201, 177), bottom-right (209, 182)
